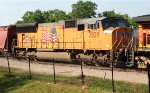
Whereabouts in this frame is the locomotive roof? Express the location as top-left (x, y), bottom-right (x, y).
top-left (133, 15), bottom-right (150, 23)
top-left (39, 17), bottom-right (124, 26)
top-left (38, 22), bottom-right (59, 26)
top-left (15, 17), bottom-right (125, 27)
top-left (78, 17), bottom-right (125, 24)
top-left (77, 17), bottom-right (105, 24)
top-left (16, 23), bottom-right (37, 33)
top-left (16, 23), bottom-right (37, 27)
top-left (38, 17), bottom-right (106, 26)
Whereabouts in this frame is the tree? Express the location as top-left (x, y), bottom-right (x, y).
top-left (17, 11), bottom-right (34, 23)
top-left (17, 10), bottom-right (45, 23)
top-left (16, 1), bottom-right (137, 29)
top-left (31, 9), bottom-right (45, 23)
top-left (101, 10), bottom-right (116, 17)
top-left (70, 0), bottom-right (97, 18)
top-left (16, 9), bottom-right (68, 24)
top-left (43, 9), bottom-right (68, 22)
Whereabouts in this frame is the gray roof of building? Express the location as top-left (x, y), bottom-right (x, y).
top-left (132, 15), bottom-right (150, 22)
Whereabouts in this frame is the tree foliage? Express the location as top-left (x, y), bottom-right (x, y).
top-left (17, 0), bottom-right (97, 24)
top-left (17, 10), bottom-right (45, 24)
top-left (17, 9), bottom-right (68, 24)
top-left (43, 9), bottom-right (68, 22)
top-left (70, 0), bottom-right (97, 18)
top-left (16, 0), bottom-right (137, 29)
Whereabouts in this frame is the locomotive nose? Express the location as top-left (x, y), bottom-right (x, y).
top-left (112, 27), bottom-right (133, 49)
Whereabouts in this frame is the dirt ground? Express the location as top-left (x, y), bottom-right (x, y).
top-left (0, 56), bottom-right (148, 84)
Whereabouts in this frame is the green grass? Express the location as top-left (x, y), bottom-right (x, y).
top-left (0, 66), bottom-right (148, 93)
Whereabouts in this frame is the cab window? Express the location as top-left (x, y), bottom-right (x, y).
top-left (118, 21), bottom-right (126, 27)
top-left (102, 18), bottom-right (126, 30)
top-left (78, 24), bottom-right (85, 31)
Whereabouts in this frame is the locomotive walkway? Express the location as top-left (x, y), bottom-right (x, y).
top-left (0, 57), bottom-right (148, 84)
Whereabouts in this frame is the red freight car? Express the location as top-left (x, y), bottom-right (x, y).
top-left (0, 26), bottom-right (16, 54)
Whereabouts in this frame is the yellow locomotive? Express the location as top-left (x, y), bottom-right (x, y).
top-left (15, 17), bottom-right (134, 66)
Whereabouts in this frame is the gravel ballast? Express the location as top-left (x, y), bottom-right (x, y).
top-left (0, 57), bottom-right (148, 84)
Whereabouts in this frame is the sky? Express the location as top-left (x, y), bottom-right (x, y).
top-left (0, 0), bottom-right (150, 26)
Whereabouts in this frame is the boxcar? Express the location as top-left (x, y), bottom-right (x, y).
top-left (0, 26), bottom-right (16, 54)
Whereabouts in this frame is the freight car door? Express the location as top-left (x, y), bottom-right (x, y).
top-left (0, 31), bottom-right (8, 50)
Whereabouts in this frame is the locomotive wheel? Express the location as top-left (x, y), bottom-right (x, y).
top-left (89, 53), bottom-right (100, 66)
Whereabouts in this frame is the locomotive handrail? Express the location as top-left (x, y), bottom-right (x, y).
top-left (111, 36), bottom-right (123, 61)
top-left (112, 30), bottom-right (118, 48)
top-left (125, 37), bottom-right (133, 51)
top-left (131, 37), bottom-right (134, 48)
top-left (114, 37), bottom-right (124, 60)
top-left (115, 37), bottom-right (123, 50)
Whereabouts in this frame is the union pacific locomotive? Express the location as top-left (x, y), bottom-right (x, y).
top-left (0, 17), bottom-right (135, 67)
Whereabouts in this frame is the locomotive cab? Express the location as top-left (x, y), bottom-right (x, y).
top-left (75, 17), bottom-right (134, 66)
top-left (101, 18), bottom-right (133, 50)
top-left (99, 17), bottom-right (134, 66)
top-left (102, 17), bottom-right (133, 49)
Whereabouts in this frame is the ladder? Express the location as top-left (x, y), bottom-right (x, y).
top-left (125, 37), bottom-right (135, 67)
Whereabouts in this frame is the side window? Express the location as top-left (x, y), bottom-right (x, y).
top-left (88, 22), bottom-right (100, 29)
top-left (78, 24), bottom-right (85, 31)
top-left (147, 34), bottom-right (150, 44)
top-left (142, 24), bottom-right (150, 29)
top-left (65, 20), bottom-right (76, 28)
top-left (88, 24), bottom-right (96, 29)
top-left (97, 22), bottom-right (100, 29)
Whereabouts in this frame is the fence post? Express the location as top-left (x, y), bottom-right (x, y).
top-left (112, 60), bottom-right (115, 92)
top-left (147, 63), bottom-right (150, 93)
top-left (6, 54), bottom-right (11, 76)
top-left (28, 56), bottom-right (32, 79)
top-left (80, 59), bottom-right (84, 85)
top-left (53, 58), bottom-right (56, 84)
top-left (110, 50), bottom-right (115, 92)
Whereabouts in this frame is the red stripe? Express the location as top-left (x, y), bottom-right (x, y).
top-left (42, 30), bottom-right (58, 42)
